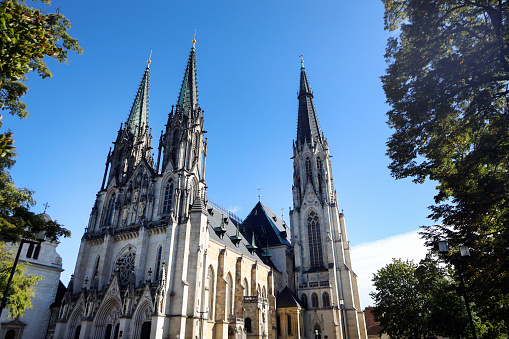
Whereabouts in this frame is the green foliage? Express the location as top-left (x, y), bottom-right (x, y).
top-left (0, 242), bottom-right (42, 318)
top-left (0, 0), bottom-right (82, 118)
top-left (371, 257), bottom-right (471, 339)
top-left (382, 0), bottom-right (509, 334)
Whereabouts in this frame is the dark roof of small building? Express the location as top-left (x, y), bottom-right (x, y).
top-left (276, 286), bottom-right (303, 309)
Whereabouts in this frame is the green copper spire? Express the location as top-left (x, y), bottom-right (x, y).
top-left (126, 62), bottom-right (150, 135)
top-left (176, 41), bottom-right (198, 116)
top-left (297, 59), bottom-right (323, 146)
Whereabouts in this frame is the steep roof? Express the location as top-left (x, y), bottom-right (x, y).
top-left (276, 286), bottom-right (304, 309)
top-left (176, 43), bottom-right (199, 117)
top-left (296, 60), bottom-right (324, 147)
top-left (206, 203), bottom-right (275, 267)
top-left (126, 65), bottom-right (150, 135)
top-left (240, 201), bottom-right (291, 248)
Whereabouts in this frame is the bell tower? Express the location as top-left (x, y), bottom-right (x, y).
top-left (290, 59), bottom-right (367, 339)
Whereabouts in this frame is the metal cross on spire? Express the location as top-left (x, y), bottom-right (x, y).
top-left (258, 186), bottom-right (261, 202)
top-left (147, 50), bottom-right (152, 68)
top-left (43, 202), bottom-right (50, 213)
top-left (192, 29), bottom-right (197, 48)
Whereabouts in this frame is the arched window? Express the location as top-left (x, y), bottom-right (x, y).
top-left (316, 157), bottom-right (323, 194)
top-left (206, 266), bottom-right (214, 319)
top-left (154, 246), bottom-right (162, 281)
top-left (243, 278), bottom-right (249, 297)
top-left (105, 193), bottom-right (116, 226)
top-left (287, 315), bottom-right (292, 335)
top-left (311, 293), bottom-right (319, 308)
top-left (94, 255), bottom-right (101, 276)
top-left (322, 292), bottom-right (330, 307)
top-left (226, 273), bottom-right (233, 316)
top-left (162, 179), bottom-right (174, 214)
top-left (245, 317), bottom-right (252, 333)
top-left (305, 157), bottom-right (312, 183)
top-left (307, 211), bottom-right (323, 268)
top-left (262, 286), bottom-right (266, 299)
top-left (116, 250), bottom-right (135, 286)
top-left (301, 293), bottom-right (308, 309)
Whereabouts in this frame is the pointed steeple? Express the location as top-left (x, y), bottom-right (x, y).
top-left (126, 62), bottom-right (150, 135)
top-left (176, 42), bottom-right (198, 117)
top-left (297, 60), bottom-right (324, 146)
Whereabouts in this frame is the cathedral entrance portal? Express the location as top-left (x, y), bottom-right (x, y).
top-left (140, 321), bottom-right (151, 339)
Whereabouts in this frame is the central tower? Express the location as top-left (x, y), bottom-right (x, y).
top-left (289, 60), bottom-right (367, 339)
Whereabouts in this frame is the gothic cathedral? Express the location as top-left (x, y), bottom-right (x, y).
top-left (53, 41), bottom-right (367, 339)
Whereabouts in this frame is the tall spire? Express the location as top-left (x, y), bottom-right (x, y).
top-left (296, 59), bottom-right (323, 146)
top-left (176, 40), bottom-right (198, 116)
top-left (126, 63), bottom-right (150, 135)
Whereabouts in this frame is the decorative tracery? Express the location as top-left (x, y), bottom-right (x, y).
top-left (307, 211), bottom-right (323, 268)
top-left (116, 251), bottom-right (136, 285)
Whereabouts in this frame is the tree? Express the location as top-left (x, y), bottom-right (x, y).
top-left (371, 257), bottom-right (471, 339)
top-left (0, 0), bottom-right (76, 317)
top-left (0, 0), bottom-right (82, 118)
top-left (382, 0), bottom-right (509, 333)
top-left (0, 242), bottom-right (42, 318)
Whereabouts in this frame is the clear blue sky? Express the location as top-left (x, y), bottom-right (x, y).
top-left (3, 0), bottom-right (437, 305)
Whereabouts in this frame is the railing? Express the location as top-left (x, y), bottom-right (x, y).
top-left (243, 296), bottom-right (268, 304)
top-left (207, 198), bottom-right (244, 224)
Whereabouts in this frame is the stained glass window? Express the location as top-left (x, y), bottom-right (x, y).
top-left (162, 180), bottom-right (173, 214)
top-left (105, 194), bottom-right (115, 226)
top-left (117, 251), bottom-right (135, 285)
top-left (307, 211), bottom-right (323, 268)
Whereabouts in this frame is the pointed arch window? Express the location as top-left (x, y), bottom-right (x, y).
top-left (307, 211), bottom-right (324, 268)
top-left (301, 293), bottom-right (308, 309)
top-left (154, 246), bottom-right (162, 281)
top-left (94, 255), bottom-right (101, 277)
top-left (322, 291), bottom-right (330, 307)
top-left (116, 250), bottom-right (135, 286)
top-left (162, 179), bottom-right (174, 214)
top-left (105, 193), bottom-right (116, 226)
top-left (316, 157), bottom-right (324, 194)
top-left (305, 157), bottom-right (312, 183)
top-left (311, 292), bottom-right (319, 308)
top-left (206, 266), bottom-right (214, 319)
top-left (226, 273), bottom-right (233, 316)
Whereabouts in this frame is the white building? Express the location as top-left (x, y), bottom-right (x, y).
top-left (0, 214), bottom-right (64, 339)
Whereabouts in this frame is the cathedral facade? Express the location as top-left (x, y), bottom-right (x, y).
top-left (53, 41), bottom-right (367, 339)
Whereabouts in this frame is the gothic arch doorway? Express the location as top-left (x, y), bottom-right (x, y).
top-left (4, 330), bottom-right (15, 339)
top-left (313, 324), bottom-right (322, 339)
top-left (140, 321), bottom-right (151, 339)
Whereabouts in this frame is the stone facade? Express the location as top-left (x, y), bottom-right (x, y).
top-left (0, 214), bottom-right (64, 339)
top-left (53, 43), bottom-right (366, 339)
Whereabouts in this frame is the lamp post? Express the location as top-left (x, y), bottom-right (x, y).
top-left (0, 232), bottom-right (46, 317)
top-left (438, 240), bottom-right (477, 339)
top-left (196, 306), bottom-right (208, 339)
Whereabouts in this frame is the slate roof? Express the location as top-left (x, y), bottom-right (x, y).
top-left (206, 203), bottom-right (274, 267)
top-left (296, 61), bottom-right (324, 146)
top-left (276, 286), bottom-right (304, 309)
top-left (240, 201), bottom-right (291, 248)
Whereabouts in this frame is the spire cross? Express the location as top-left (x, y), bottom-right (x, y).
top-left (43, 202), bottom-right (50, 213)
top-left (192, 29), bottom-right (197, 48)
top-left (299, 54), bottom-right (305, 69)
top-left (147, 50), bottom-right (152, 68)
top-left (258, 186), bottom-right (261, 202)
top-left (281, 208), bottom-right (284, 220)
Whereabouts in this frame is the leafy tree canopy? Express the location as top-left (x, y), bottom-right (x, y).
top-left (382, 0), bottom-right (509, 332)
top-left (0, 242), bottom-right (42, 318)
top-left (0, 0), bottom-right (82, 118)
top-left (371, 257), bottom-right (472, 339)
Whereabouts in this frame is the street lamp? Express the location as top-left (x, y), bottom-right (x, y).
top-left (438, 240), bottom-right (477, 339)
top-left (196, 306), bottom-right (209, 339)
top-left (0, 231), bottom-right (46, 317)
